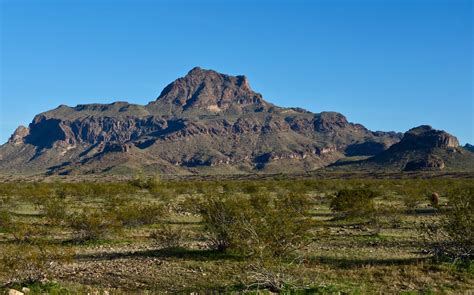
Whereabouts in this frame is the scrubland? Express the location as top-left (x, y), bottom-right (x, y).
top-left (0, 176), bottom-right (472, 294)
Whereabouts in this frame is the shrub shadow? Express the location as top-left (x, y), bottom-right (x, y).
top-left (75, 247), bottom-right (242, 262)
top-left (306, 255), bottom-right (428, 269)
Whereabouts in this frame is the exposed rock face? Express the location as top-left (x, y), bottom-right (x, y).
top-left (0, 67), bottom-right (403, 175)
top-left (8, 126), bottom-right (30, 146)
top-left (404, 156), bottom-right (445, 171)
top-left (398, 125), bottom-right (459, 150)
top-left (148, 67), bottom-right (266, 114)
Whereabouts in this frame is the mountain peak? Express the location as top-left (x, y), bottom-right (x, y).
top-left (403, 125), bottom-right (459, 149)
top-left (150, 67), bottom-right (265, 113)
top-left (186, 66), bottom-right (206, 76)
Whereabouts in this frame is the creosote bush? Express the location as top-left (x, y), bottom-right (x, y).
top-left (112, 201), bottom-right (165, 227)
top-left (330, 188), bottom-right (378, 218)
top-left (443, 187), bottom-right (473, 260)
top-left (129, 173), bottom-right (161, 190)
top-left (0, 243), bottom-right (74, 284)
top-left (67, 209), bottom-right (121, 242)
top-left (39, 195), bottom-right (69, 226)
top-left (198, 192), bottom-right (314, 257)
top-left (421, 187), bottom-right (473, 263)
top-left (150, 225), bottom-right (186, 249)
top-left (0, 209), bottom-right (40, 243)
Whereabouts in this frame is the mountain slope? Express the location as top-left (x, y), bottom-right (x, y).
top-left (1, 67), bottom-right (403, 175)
top-left (330, 125), bottom-right (474, 172)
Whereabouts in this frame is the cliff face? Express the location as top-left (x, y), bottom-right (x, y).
top-left (0, 67), bottom-right (402, 175)
top-left (397, 125), bottom-right (459, 150)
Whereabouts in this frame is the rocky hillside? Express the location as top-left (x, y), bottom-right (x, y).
top-left (1, 67), bottom-right (405, 175)
top-left (331, 125), bottom-right (474, 172)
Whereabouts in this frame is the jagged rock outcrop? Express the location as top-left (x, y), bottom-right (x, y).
top-left (148, 67), bottom-right (266, 114)
top-left (8, 126), bottom-right (29, 146)
top-left (1, 67), bottom-right (404, 175)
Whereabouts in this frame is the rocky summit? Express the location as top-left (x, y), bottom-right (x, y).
top-left (5, 66), bottom-right (461, 176)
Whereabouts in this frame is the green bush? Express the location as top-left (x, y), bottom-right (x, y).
top-left (198, 192), bottom-right (314, 257)
top-left (39, 196), bottom-right (69, 225)
top-left (396, 181), bottom-right (430, 212)
top-left (444, 187), bottom-right (473, 260)
top-left (0, 243), bottom-right (74, 284)
top-left (68, 208), bottom-right (121, 241)
top-left (198, 193), bottom-right (242, 252)
top-left (0, 209), bottom-right (39, 243)
top-left (330, 188), bottom-right (378, 218)
top-left (129, 173), bottom-right (160, 190)
top-left (112, 201), bottom-right (165, 227)
top-left (150, 225), bottom-right (186, 249)
top-left (421, 187), bottom-right (473, 262)
top-left (0, 209), bottom-right (10, 232)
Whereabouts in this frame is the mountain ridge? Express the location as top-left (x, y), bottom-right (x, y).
top-left (5, 67), bottom-right (468, 176)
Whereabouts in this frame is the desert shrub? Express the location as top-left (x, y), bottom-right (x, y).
top-left (198, 194), bottom-right (242, 252)
top-left (150, 225), bottom-right (186, 249)
top-left (0, 243), bottom-right (74, 284)
top-left (243, 258), bottom-right (311, 292)
top-left (443, 187), bottom-right (473, 260)
top-left (397, 182), bottom-right (431, 212)
top-left (198, 193), bottom-right (314, 257)
top-left (330, 188), bottom-right (378, 218)
top-left (67, 208), bottom-right (121, 241)
top-left (129, 173), bottom-right (160, 190)
top-left (9, 222), bottom-right (39, 244)
top-left (0, 210), bottom-right (40, 243)
top-left (112, 201), bottom-right (165, 227)
top-left (241, 182), bottom-right (261, 194)
top-left (0, 209), bottom-right (10, 232)
top-left (39, 196), bottom-right (69, 225)
top-left (421, 187), bottom-right (473, 262)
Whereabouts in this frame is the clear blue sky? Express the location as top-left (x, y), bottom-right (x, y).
top-left (1, 0), bottom-right (472, 144)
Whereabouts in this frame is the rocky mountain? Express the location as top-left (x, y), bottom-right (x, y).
top-left (331, 125), bottom-right (474, 172)
top-left (1, 67), bottom-right (408, 175)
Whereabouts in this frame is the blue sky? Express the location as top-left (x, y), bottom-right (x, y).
top-left (1, 0), bottom-right (472, 144)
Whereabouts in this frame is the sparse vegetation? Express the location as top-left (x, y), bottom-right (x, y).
top-left (0, 177), bottom-right (472, 293)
